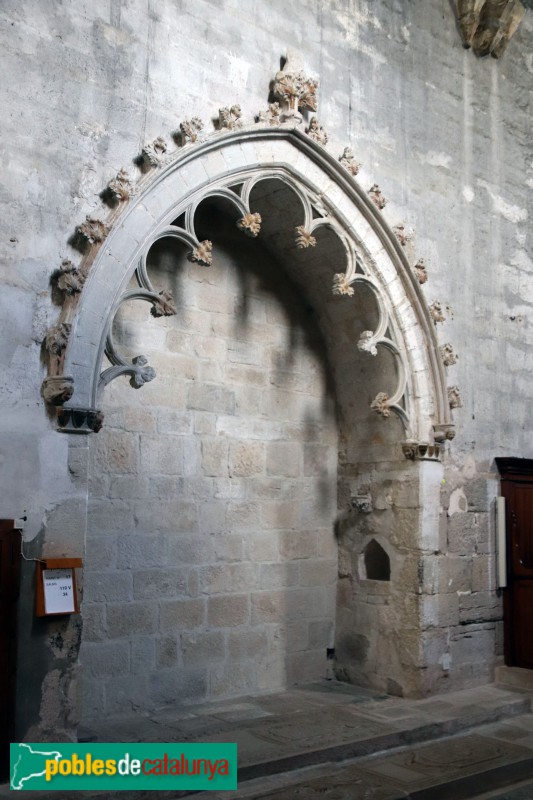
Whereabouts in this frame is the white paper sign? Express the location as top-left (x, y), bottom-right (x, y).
top-left (43, 568), bottom-right (75, 614)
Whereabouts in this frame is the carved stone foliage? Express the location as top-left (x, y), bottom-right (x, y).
top-left (77, 216), bottom-right (110, 245)
top-left (130, 355), bottom-right (156, 388)
top-left (237, 212), bottom-right (262, 237)
top-left (368, 184), bottom-right (387, 210)
top-left (339, 147), bottom-right (361, 176)
top-left (273, 51), bottom-right (318, 122)
top-left (306, 117), bottom-right (328, 145)
top-left (448, 385), bottom-right (463, 409)
top-left (142, 136), bottom-right (167, 168)
top-left (57, 407), bottom-right (104, 434)
top-left (258, 102), bottom-right (281, 126)
top-left (393, 224), bottom-right (408, 247)
top-left (440, 343), bottom-right (458, 367)
top-left (218, 105), bottom-right (242, 131)
top-left (332, 273), bottom-right (354, 297)
top-left (45, 323), bottom-right (71, 358)
top-left (413, 258), bottom-right (428, 284)
top-left (429, 301), bottom-right (447, 324)
top-left (41, 376), bottom-right (74, 406)
top-left (455, 0), bottom-right (525, 58)
top-left (295, 226), bottom-right (316, 249)
top-left (151, 289), bottom-right (177, 318)
top-left (357, 330), bottom-right (378, 356)
top-left (54, 259), bottom-right (85, 296)
top-left (371, 392), bottom-right (391, 418)
top-left (179, 117), bottom-right (204, 144)
top-left (107, 168), bottom-right (133, 202)
top-left (190, 240), bottom-right (213, 267)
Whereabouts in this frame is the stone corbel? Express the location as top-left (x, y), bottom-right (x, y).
top-left (433, 424), bottom-right (456, 442)
top-left (41, 376), bottom-right (74, 406)
top-left (402, 441), bottom-right (442, 461)
top-left (455, 0), bottom-right (526, 58)
top-left (57, 407), bottom-right (104, 434)
top-left (351, 494), bottom-right (373, 513)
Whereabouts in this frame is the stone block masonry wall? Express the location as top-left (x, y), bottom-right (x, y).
top-left (80, 234), bottom-right (338, 718)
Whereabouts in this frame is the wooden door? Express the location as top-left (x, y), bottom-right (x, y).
top-left (0, 520), bottom-right (21, 781)
top-left (496, 459), bottom-right (533, 668)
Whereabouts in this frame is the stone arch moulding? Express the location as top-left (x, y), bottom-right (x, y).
top-left (42, 74), bottom-right (457, 452)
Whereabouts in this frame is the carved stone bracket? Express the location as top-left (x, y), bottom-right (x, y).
top-left (42, 376), bottom-right (74, 405)
top-left (351, 494), bottom-right (373, 513)
top-left (454, 0), bottom-right (525, 58)
top-left (433, 423), bottom-right (456, 442)
top-left (402, 441), bottom-right (442, 461)
top-left (57, 407), bottom-right (104, 434)
top-left (295, 226), bottom-right (316, 249)
top-left (371, 392), bottom-right (391, 418)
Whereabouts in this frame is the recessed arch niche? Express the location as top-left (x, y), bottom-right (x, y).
top-left (48, 126), bottom-right (455, 708)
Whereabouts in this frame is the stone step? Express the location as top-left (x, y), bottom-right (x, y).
top-left (496, 665), bottom-right (533, 693)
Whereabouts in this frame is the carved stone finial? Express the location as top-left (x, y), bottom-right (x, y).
top-left (41, 375), bottom-right (74, 406)
top-left (44, 322), bottom-right (71, 357)
top-left (393, 224), bottom-right (409, 247)
top-left (141, 136), bottom-right (167, 168)
top-left (218, 105), bottom-right (243, 131)
top-left (273, 52), bottom-right (318, 123)
top-left (237, 212), bottom-right (262, 237)
top-left (371, 392), bottom-right (391, 418)
top-left (306, 117), bottom-right (328, 145)
top-left (429, 301), bottom-right (446, 324)
top-left (413, 258), bottom-right (428, 284)
top-left (77, 216), bottom-right (111, 245)
top-left (151, 289), bottom-right (177, 318)
top-left (107, 168), bottom-right (133, 202)
top-left (339, 147), bottom-right (361, 176)
top-left (190, 240), bottom-right (213, 267)
top-left (179, 117), bottom-right (204, 144)
top-left (368, 184), bottom-right (387, 210)
top-left (295, 226), bottom-right (316, 249)
top-left (332, 273), bottom-right (354, 297)
top-left (448, 386), bottom-right (463, 409)
top-left (54, 259), bottom-right (85, 296)
top-left (455, 0), bottom-right (526, 58)
top-left (440, 343), bottom-right (458, 367)
top-left (258, 102), bottom-right (281, 126)
top-left (357, 330), bottom-right (378, 356)
top-left (131, 355), bottom-right (156, 388)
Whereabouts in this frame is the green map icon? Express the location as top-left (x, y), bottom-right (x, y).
top-left (11, 743), bottom-right (63, 790)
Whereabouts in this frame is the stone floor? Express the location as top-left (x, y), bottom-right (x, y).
top-left (4, 680), bottom-right (533, 798)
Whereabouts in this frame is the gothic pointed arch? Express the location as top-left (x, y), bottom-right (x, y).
top-left (42, 63), bottom-right (457, 452)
